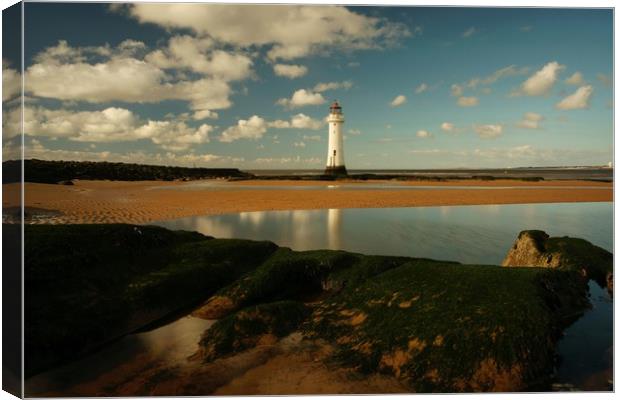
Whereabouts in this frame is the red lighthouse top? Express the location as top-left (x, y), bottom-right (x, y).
top-left (329, 101), bottom-right (342, 113)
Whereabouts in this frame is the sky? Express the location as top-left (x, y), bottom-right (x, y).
top-left (2, 3), bottom-right (614, 169)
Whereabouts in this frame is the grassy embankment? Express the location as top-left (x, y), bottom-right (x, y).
top-left (22, 224), bottom-right (611, 392)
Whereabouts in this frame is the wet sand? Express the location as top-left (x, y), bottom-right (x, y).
top-left (3, 179), bottom-right (612, 224)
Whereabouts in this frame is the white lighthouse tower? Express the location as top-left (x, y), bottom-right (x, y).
top-left (325, 100), bottom-right (347, 176)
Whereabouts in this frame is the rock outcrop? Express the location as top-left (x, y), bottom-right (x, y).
top-left (502, 230), bottom-right (613, 290)
top-left (502, 230), bottom-right (560, 268)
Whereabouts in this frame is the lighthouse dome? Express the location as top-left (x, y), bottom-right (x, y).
top-left (330, 101), bottom-right (342, 111)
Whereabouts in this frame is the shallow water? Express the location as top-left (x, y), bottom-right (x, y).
top-left (26, 202), bottom-right (613, 394)
top-left (153, 202), bottom-right (612, 265)
top-left (25, 316), bottom-right (214, 396)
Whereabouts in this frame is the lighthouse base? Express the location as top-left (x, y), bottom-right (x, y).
top-left (324, 165), bottom-right (348, 176)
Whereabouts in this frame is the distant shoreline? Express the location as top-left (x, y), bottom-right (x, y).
top-left (3, 178), bottom-right (612, 225)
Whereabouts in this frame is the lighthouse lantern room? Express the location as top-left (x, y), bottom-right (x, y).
top-left (325, 100), bottom-right (347, 176)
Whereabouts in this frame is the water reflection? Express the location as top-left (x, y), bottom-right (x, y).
top-left (26, 316), bottom-right (214, 396)
top-left (153, 202), bottom-right (612, 265)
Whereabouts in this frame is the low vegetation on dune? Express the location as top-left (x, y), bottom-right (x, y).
top-left (22, 224), bottom-right (611, 392)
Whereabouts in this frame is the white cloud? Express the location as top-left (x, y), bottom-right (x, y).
top-left (466, 65), bottom-right (529, 89)
top-left (219, 115), bottom-right (267, 142)
top-left (145, 35), bottom-right (252, 81)
top-left (123, 4), bottom-right (410, 61)
top-left (273, 63), bottom-right (308, 79)
top-left (415, 83), bottom-right (428, 94)
top-left (556, 85), bottom-right (593, 110)
top-left (390, 94), bottom-right (407, 107)
top-left (2, 63), bottom-right (21, 101)
top-left (597, 74), bottom-right (611, 87)
top-left (451, 84), bottom-right (463, 97)
top-left (8, 105), bottom-right (213, 152)
top-left (348, 129), bottom-right (361, 135)
top-left (254, 155), bottom-right (321, 165)
top-left (268, 113), bottom-right (323, 130)
top-left (462, 27), bottom-right (476, 38)
top-left (6, 139), bottom-right (239, 167)
top-left (416, 130), bottom-right (431, 138)
top-left (516, 61), bottom-right (565, 96)
top-left (565, 71), bottom-right (584, 86)
top-left (517, 112), bottom-right (544, 129)
top-left (25, 40), bottom-right (235, 118)
top-left (474, 124), bottom-right (503, 139)
top-left (192, 110), bottom-right (219, 120)
top-left (313, 81), bottom-right (353, 92)
top-left (347, 61), bottom-right (360, 68)
top-left (276, 89), bottom-right (326, 109)
top-left (134, 120), bottom-right (212, 151)
top-left (457, 96), bottom-right (479, 107)
top-left (440, 122), bottom-right (455, 132)
top-left (293, 141), bottom-right (306, 148)
top-left (303, 134), bottom-right (321, 141)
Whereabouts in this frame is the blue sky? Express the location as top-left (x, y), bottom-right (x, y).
top-left (2, 4), bottom-right (613, 169)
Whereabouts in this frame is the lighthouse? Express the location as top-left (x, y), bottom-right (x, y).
top-left (325, 100), bottom-right (347, 176)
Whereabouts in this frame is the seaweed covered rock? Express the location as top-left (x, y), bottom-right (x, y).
top-left (194, 301), bottom-right (309, 362)
top-left (193, 248), bottom-right (360, 319)
top-left (306, 260), bottom-right (589, 392)
top-left (502, 230), bottom-right (613, 288)
top-left (24, 224), bottom-right (278, 377)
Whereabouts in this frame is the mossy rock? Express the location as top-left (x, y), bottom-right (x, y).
top-left (305, 260), bottom-right (589, 392)
top-left (24, 224), bottom-right (277, 376)
top-left (196, 300), bottom-right (309, 362)
top-left (194, 248), bottom-right (360, 318)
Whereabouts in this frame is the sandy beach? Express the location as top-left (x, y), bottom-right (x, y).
top-left (3, 179), bottom-right (612, 225)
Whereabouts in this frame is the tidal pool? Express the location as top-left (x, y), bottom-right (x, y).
top-left (153, 202), bottom-right (612, 265)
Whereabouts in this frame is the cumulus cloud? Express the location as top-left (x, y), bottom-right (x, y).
top-left (5, 105), bottom-right (213, 152)
top-left (416, 130), bottom-right (431, 138)
top-left (565, 72), bottom-right (584, 86)
top-left (517, 112), bottom-right (544, 129)
top-left (450, 84), bottom-right (463, 97)
top-left (293, 141), bottom-right (306, 148)
top-left (348, 129), bottom-right (361, 135)
top-left (122, 4), bottom-right (410, 61)
top-left (273, 63), bottom-right (308, 79)
top-left (5, 138), bottom-right (239, 167)
top-left (440, 122), bottom-right (455, 132)
top-left (276, 89), bottom-right (326, 109)
top-left (2, 63), bottom-right (21, 101)
top-left (516, 61), bottom-right (565, 96)
top-left (556, 85), bottom-right (593, 110)
top-left (415, 83), bottom-right (428, 94)
top-left (390, 94), bottom-right (407, 107)
top-left (268, 113), bottom-right (323, 130)
top-left (457, 96), bottom-right (479, 107)
top-left (25, 40), bottom-right (234, 117)
top-left (144, 35), bottom-right (252, 81)
top-left (219, 115), bottom-right (267, 142)
top-left (192, 110), bottom-right (219, 120)
top-left (474, 124), bottom-right (503, 139)
top-left (313, 81), bottom-right (353, 92)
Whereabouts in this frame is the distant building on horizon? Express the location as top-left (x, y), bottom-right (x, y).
top-left (325, 101), bottom-right (347, 176)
